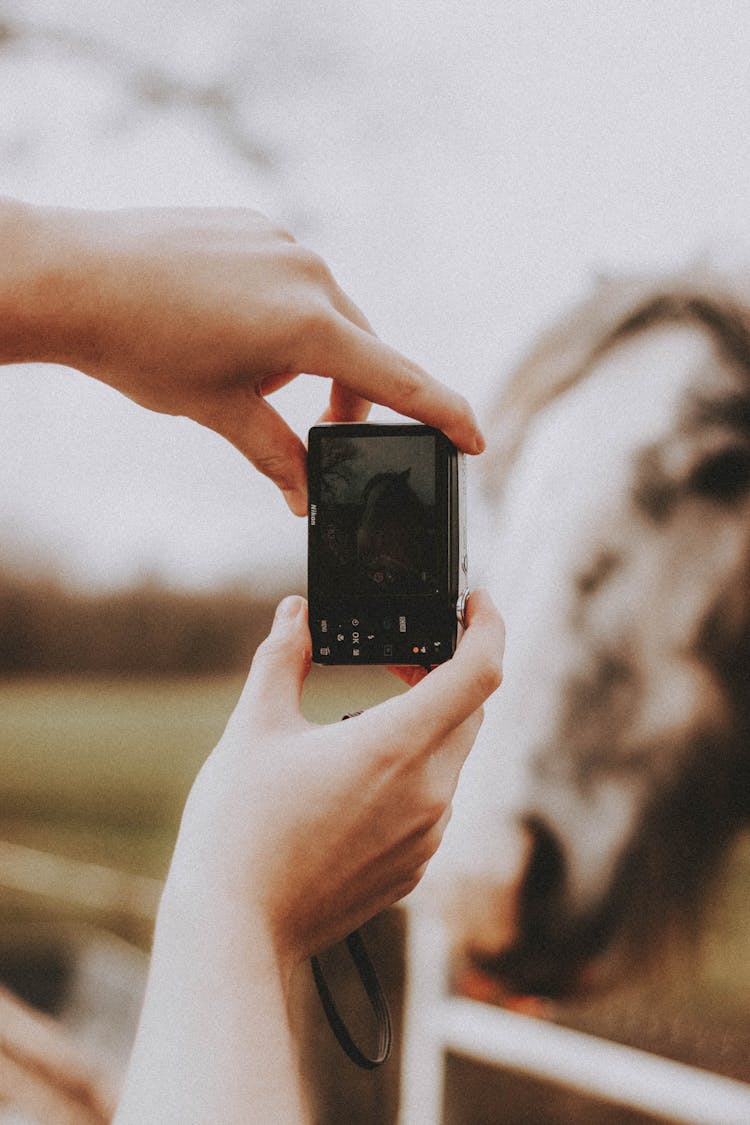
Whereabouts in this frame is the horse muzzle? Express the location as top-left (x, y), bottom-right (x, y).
top-left (467, 817), bottom-right (624, 1000)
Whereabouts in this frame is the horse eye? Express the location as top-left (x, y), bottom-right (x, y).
top-left (687, 447), bottom-right (750, 503)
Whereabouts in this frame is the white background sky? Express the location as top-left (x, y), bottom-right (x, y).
top-left (1, 0), bottom-right (749, 590)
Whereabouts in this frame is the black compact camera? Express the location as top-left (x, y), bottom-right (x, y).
top-left (307, 423), bottom-right (468, 666)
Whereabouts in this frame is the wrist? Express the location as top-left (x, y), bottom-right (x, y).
top-left (157, 859), bottom-right (299, 991)
top-left (0, 197), bottom-right (41, 364)
top-left (119, 871), bottom-right (308, 1122)
top-left (163, 758), bottom-right (308, 977)
top-left (0, 198), bottom-right (98, 369)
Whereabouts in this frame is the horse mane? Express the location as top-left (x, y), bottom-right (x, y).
top-left (482, 268), bottom-right (750, 499)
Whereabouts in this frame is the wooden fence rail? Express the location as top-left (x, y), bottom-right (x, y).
top-left (399, 902), bottom-right (750, 1125)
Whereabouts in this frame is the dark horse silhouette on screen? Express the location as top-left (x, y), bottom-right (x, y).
top-left (443, 268), bottom-right (750, 999)
top-left (357, 469), bottom-right (432, 592)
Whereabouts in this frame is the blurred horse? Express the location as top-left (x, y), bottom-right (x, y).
top-left (446, 269), bottom-right (750, 998)
top-left (357, 469), bottom-right (431, 591)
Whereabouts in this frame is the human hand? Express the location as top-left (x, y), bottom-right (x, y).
top-left (10, 203), bottom-right (484, 513)
top-left (116, 591), bottom-right (502, 1122)
top-left (165, 589), bottom-right (504, 970)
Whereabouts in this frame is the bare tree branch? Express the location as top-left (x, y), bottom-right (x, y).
top-left (0, 14), bottom-right (279, 172)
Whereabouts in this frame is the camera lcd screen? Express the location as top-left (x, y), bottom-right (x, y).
top-left (315, 431), bottom-right (438, 596)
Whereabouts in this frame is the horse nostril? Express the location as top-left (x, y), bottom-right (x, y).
top-left (487, 818), bottom-right (619, 998)
top-left (470, 818), bottom-right (579, 998)
top-left (521, 816), bottom-right (567, 907)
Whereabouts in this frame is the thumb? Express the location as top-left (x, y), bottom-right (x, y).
top-left (238, 596), bottom-right (312, 725)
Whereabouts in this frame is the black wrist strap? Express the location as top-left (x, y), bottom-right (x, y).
top-left (310, 928), bottom-right (393, 1069)
top-left (309, 707), bottom-right (392, 1070)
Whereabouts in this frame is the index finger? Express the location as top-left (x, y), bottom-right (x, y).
top-left (302, 314), bottom-right (486, 455)
top-left (371, 589), bottom-right (505, 747)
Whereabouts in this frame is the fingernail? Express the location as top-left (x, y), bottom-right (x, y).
top-left (473, 430), bottom-right (486, 454)
top-left (274, 595), bottom-right (304, 625)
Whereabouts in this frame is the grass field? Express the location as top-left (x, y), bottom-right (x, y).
top-left (0, 667), bottom-right (404, 881)
top-left (2, 668), bottom-right (750, 1110)
top-left (1, 668), bottom-right (749, 1018)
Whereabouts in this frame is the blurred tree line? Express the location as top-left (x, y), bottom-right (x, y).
top-left (0, 569), bottom-right (282, 677)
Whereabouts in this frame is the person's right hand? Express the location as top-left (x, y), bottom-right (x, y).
top-left (2, 201), bottom-right (484, 514)
top-left (165, 588), bottom-right (504, 969)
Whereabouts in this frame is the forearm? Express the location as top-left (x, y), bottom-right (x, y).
top-left (115, 883), bottom-right (310, 1124)
top-left (0, 198), bottom-right (82, 367)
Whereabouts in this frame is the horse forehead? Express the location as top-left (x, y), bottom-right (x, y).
top-left (474, 325), bottom-right (728, 773)
top-left (487, 325), bottom-right (723, 590)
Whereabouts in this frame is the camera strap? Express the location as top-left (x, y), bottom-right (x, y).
top-left (310, 928), bottom-right (393, 1069)
top-left (309, 708), bottom-right (393, 1069)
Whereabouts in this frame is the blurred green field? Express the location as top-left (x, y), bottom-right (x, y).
top-left (0, 667), bottom-right (404, 881)
top-left (1, 668), bottom-right (748, 1011)
top-left (0, 675), bottom-right (241, 875)
top-left (2, 669), bottom-right (750, 1094)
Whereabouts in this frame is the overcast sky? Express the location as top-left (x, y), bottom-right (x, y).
top-left (1, 0), bottom-right (749, 589)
